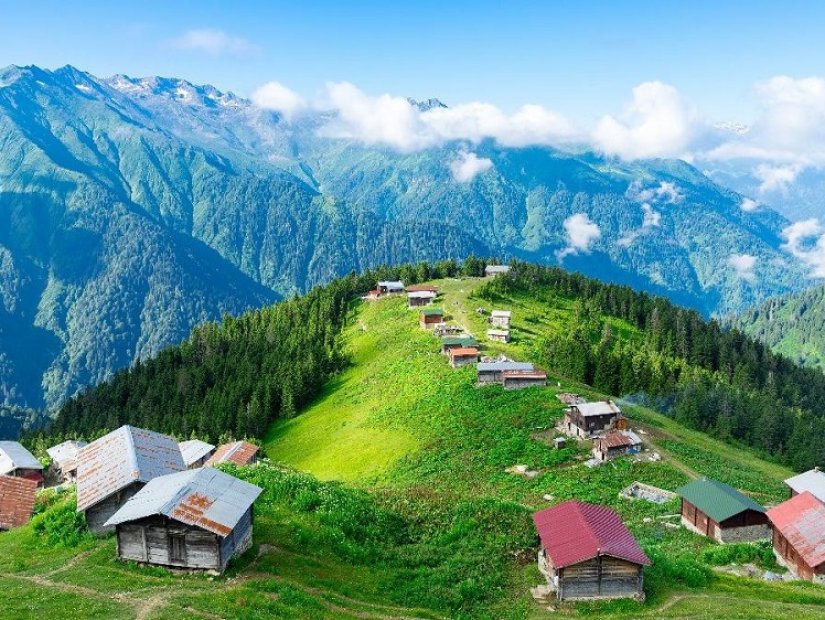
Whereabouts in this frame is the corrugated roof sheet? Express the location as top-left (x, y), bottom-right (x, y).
top-left (0, 441), bottom-right (43, 475)
top-left (533, 500), bottom-right (650, 569)
top-left (785, 469), bottom-right (825, 503)
top-left (104, 467), bottom-right (262, 537)
top-left (179, 440), bottom-right (216, 467)
top-left (767, 491), bottom-right (825, 569)
top-left (501, 369), bottom-right (547, 379)
top-left (597, 431), bottom-right (640, 449)
top-left (441, 336), bottom-right (477, 346)
top-left (420, 307), bottom-right (443, 316)
top-left (573, 401), bottom-right (622, 417)
top-left (449, 347), bottom-right (479, 357)
top-left (377, 280), bottom-right (404, 289)
top-left (46, 440), bottom-right (88, 468)
top-left (408, 291), bottom-right (437, 299)
top-left (205, 441), bottom-right (259, 467)
top-left (76, 426), bottom-right (186, 512)
top-left (677, 478), bottom-right (765, 523)
top-left (491, 310), bottom-right (512, 318)
top-left (406, 285), bottom-right (438, 293)
top-left (477, 361), bottom-right (534, 372)
top-left (0, 475), bottom-right (37, 530)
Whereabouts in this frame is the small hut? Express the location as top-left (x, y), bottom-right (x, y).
top-left (501, 369), bottom-right (547, 390)
top-left (490, 310), bottom-right (512, 328)
top-left (377, 281), bottom-right (405, 295)
top-left (562, 401), bottom-right (622, 438)
top-left (179, 440), bottom-right (216, 469)
top-left (767, 491), bottom-right (825, 583)
top-left (0, 475), bottom-right (37, 531)
top-left (46, 440), bottom-right (89, 483)
top-left (784, 468), bottom-right (825, 503)
top-left (406, 284), bottom-right (438, 294)
top-left (448, 347), bottom-right (479, 368)
top-left (677, 478), bottom-right (770, 543)
top-left (476, 361), bottom-right (533, 385)
top-left (0, 441), bottom-right (44, 486)
top-left (408, 290), bottom-right (437, 308)
top-left (419, 307), bottom-right (444, 329)
top-left (593, 431), bottom-right (642, 462)
top-left (205, 441), bottom-right (259, 467)
top-left (533, 500), bottom-right (650, 600)
top-left (486, 328), bottom-right (510, 343)
top-left (440, 336), bottom-right (477, 355)
top-left (105, 467), bottom-right (262, 573)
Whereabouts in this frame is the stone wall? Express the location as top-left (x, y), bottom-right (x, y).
top-left (719, 523), bottom-right (771, 543)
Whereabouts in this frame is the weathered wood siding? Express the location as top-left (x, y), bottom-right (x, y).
top-left (558, 556), bottom-right (643, 600)
top-left (116, 516), bottom-right (223, 570)
top-left (502, 377), bottom-right (546, 390)
top-left (86, 483), bottom-right (143, 534)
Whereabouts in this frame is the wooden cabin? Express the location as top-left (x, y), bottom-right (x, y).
top-left (407, 291), bottom-right (437, 308)
top-left (178, 440), bottom-right (216, 469)
top-left (501, 369), bottom-right (547, 390)
top-left (419, 307), bottom-right (444, 329)
top-left (784, 468), bottom-right (825, 503)
top-left (377, 280), bottom-right (405, 295)
top-left (205, 441), bottom-right (259, 467)
top-left (405, 285), bottom-right (438, 294)
top-left (677, 478), bottom-right (770, 543)
top-left (0, 441), bottom-right (44, 486)
top-left (46, 440), bottom-right (88, 483)
top-left (449, 347), bottom-right (479, 368)
top-left (533, 500), bottom-right (650, 601)
top-left (105, 467), bottom-right (262, 573)
top-left (562, 401), bottom-right (622, 438)
top-left (486, 328), bottom-right (510, 343)
top-left (490, 310), bottom-right (511, 328)
top-left (0, 475), bottom-right (37, 531)
top-left (76, 426), bottom-right (186, 534)
top-left (440, 336), bottom-right (477, 355)
top-left (477, 361), bottom-right (534, 385)
top-left (767, 491), bottom-right (825, 584)
top-left (485, 265), bottom-right (511, 277)
top-left (593, 431), bottom-right (642, 462)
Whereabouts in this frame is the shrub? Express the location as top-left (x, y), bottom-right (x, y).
top-left (30, 492), bottom-right (94, 548)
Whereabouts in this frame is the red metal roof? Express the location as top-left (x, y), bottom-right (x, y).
top-left (597, 431), bottom-right (635, 449)
top-left (0, 475), bottom-right (37, 530)
top-left (206, 441), bottom-right (259, 467)
top-left (533, 500), bottom-right (651, 569)
top-left (449, 347), bottom-right (479, 357)
top-left (767, 491), bottom-right (825, 569)
top-left (406, 285), bottom-right (438, 293)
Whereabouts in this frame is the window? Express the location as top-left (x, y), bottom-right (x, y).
top-left (169, 534), bottom-right (186, 564)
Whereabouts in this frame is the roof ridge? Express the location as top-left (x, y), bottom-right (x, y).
top-left (573, 501), bottom-right (601, 555)
top-left (123, 426), bottom-right (139, 481)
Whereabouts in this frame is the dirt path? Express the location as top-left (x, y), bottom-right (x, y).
top-left (633, 421), bottom-right (700, 480)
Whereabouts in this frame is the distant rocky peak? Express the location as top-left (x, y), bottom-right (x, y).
top-left (407, 97), bottom-right (447, 112)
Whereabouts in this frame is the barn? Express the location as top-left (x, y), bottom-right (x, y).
top-left (179, 440), bottom-right (216, 469)
top-left (407, 291), bottom-right (437, 307)
top-left (0, 441), bottom-right (44, 486)
top-left (533, 500), bottom-right (650, 600)
top-left (767, 491), bottom-right (825, 583)
top-left (448, 347), bottom-right (479, 368)
top-left (677, 478), bottom-right (770, 543)
top-left (0, 475), bottom-right (37, 530)
top-left (46, 440), bottom-right (88, 483)
top-left (784, 468), bottom-right (825, 503)
top-left (76, 426), bottom-right (186, 534)
top-left (476, 361), bottom-right (533, 385)
top-left (501, 369), bottom-right (547, 390)
top-left (593, 430), bottom-right (642, 462)
top-left (419, 307), bottom-right (444, 329)
top-left (562, 401), bottom-right (622, 438)
top-left (377, 280), bottom-right (405, 295)
top-left (205, 441), bottom-right (259, 467)
top-left (105, 467), bottom-right (262, 573)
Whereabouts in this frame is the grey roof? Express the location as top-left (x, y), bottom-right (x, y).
top-left (0, 441), bottom-right (42, 475)
top-left (378, 280), bottom-right (404, 289)
top-left (574, 401), bottom-right (622, 417)
top-left (178, 440), bottom-right (216, 467)
top-left (485, 265), bottom-right (510, 274)
top-left (104, 467), bottom-right (262, 537)
top-left (491, 310), bottom-right (512, 318)
top-left (477, 361), bottom-right (534, 372)
top-left (407, 291), bottom-right (437, 299)
top-left (785, 469), bottom-right (825, 503)
top-left (76, 425), bottom-right (186, 512)
top-left (46, 440), bottom-right (88, 466)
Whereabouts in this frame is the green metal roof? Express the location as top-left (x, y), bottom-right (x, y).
top-left (676, 478), bottom-right (765, 523)
top-left (420, 307), bottom-right (443, 316)
top-left (441, 336), bottom-right (477, 346)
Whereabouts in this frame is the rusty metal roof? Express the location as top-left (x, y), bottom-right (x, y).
top-left (104, 467), bottom-right (262, 537)
top-left (205, 441), bottom-right (259, 467)
top-left (597, 430), bottom-right (640, 449)
top-left (0, 441), bottom-right (42, 475)
top-left (768, 491), bottom-right (825, 569)
top-left (46, 440), bottom-right (88, 468)
top-left (76, 425), bottom-right (185, 512)
top-left (501, 369), bottom-right (547, 379)
top-left (178, 440), bottom-right (216, 467)
top-left (0, 474), bottom-right (37, 530)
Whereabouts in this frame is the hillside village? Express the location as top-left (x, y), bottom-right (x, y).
top-left (1, 267), bottom-right (825, 618)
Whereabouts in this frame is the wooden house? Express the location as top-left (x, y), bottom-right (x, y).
top-left (46, 440), bottom-right (88, 483)
top-left (406, 285), bottom-right (438, 293)
top-left (0, 441), bottom-right (44, 486)
top-left (501, 369), bottom-right (547, 390)
top-left (105, 467), bottom-right (262, 573)
top-left (407, 290), bottom-right (437, 308)
top-left (178, 440), bottom-right (216, 469)
top-left (592, 431), bottom-right (642, 462)
top-left (377, 280), bottom-right (405, 295)
top-left (486, 328), bottom-right (510, 343)
top-left (490, 310), bottom-right (512, 328)
top-left (76, 426), bottom-right (186, 534)
top-left (448, 347), bottom-right (479, 368)
top-left (477, 361), bottom-right (534, 385)
top-left (440, 336), bottom-right (477, 355)
top-left (767, 491), bottom-right (825, 583)
top-left (677, 478), bottom-right (770, 543)
top-left (784, 468), bottom-right (825, 504)
top-left (562, 401), bottom-right (622, 438)
top-left (533, 500), bottom-right (650, 601)
top-left (419, 307), bottom-right (444, 329)
top-left (485, 265), bottom-right (510, 277)
top-left (205, 441), bottom-right (259, 467)
top-left (0, 475), bottom-right (37, 531)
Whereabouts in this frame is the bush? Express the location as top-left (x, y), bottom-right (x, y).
top-left (701, 541), bottom-right (777, 569)
top-left (30, 492), bottom-right (94, 548)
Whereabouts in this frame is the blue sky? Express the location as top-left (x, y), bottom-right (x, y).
top-left (2, 0), bottom-right (824, 123)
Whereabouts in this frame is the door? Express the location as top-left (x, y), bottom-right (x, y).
top-left (169, 533), bottom-right (186, 564)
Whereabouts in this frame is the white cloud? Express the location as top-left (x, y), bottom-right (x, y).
top-left (728, 253), bottom-right (758, 283)
top-left (167, 28), bottom-right (256, 57)
top-left (740, 197), bottom-right (759, 212)
top-left (593, 82), bottom-right (700, 159)
top-left (557, 213), bottom-right (601, 260)
top-left (251, 81), bottom-right (307, 120)
top-left (753, 163), bottom-right (803, 194)
top-left (642, 203), bottom-right (661, 228)
top-left (449, 150), bottom-right (493, 182)
top-left (781, 218), bottom-right (825, 277)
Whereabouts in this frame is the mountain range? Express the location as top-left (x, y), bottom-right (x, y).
top-left (0, 64), bottom-right (816, 421)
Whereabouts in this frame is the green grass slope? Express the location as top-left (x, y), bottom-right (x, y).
top-left (1, 276), bottom-right (823, 619)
